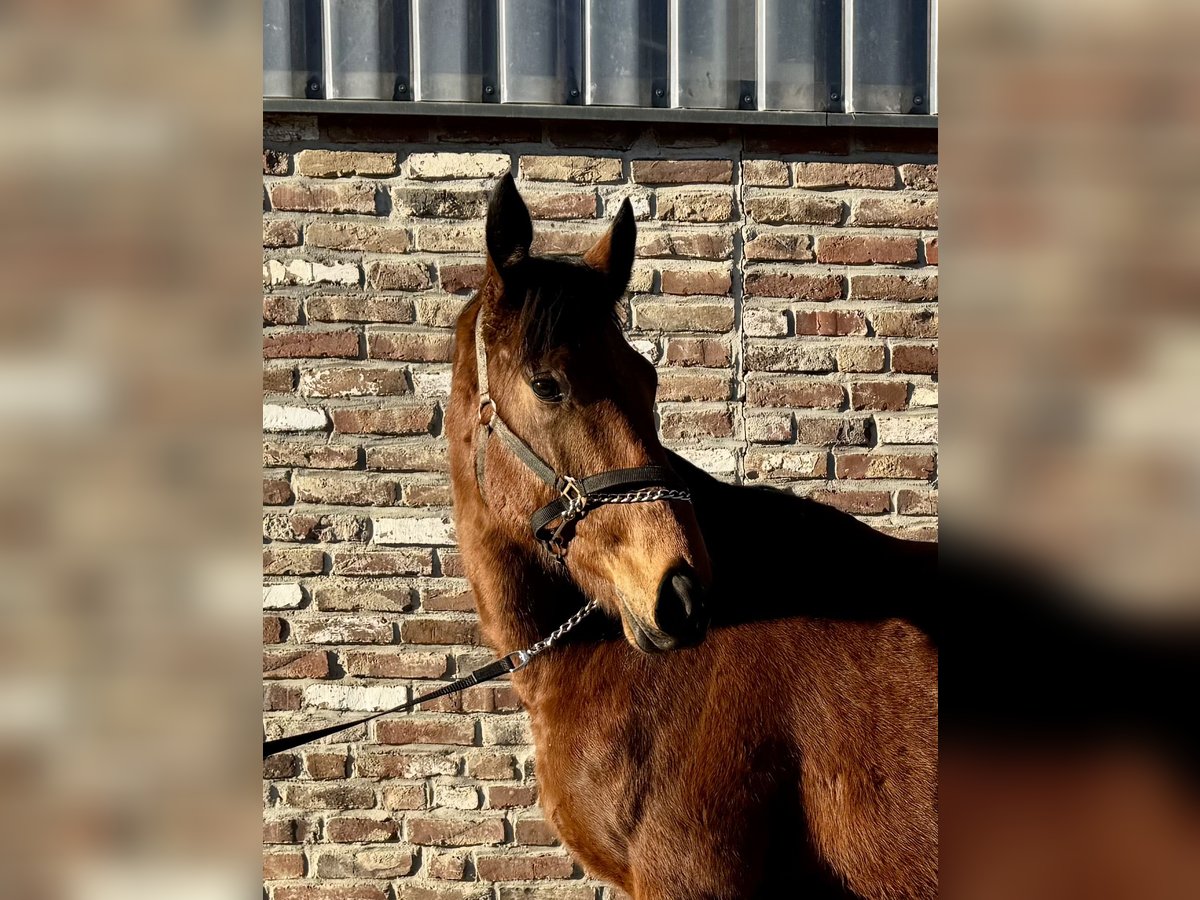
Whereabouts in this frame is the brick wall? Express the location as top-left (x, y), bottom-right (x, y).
top-left (262, 113), bottom-right (938, 897)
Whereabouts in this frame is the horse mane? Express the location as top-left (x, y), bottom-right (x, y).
top-left (503, 257), bottom-right (622, 364)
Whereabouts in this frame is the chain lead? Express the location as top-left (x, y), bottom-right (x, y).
top-left (509, 599), bottom-right (600, 670)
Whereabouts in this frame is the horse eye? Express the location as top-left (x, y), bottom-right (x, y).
top-left (530, 375), bottom-right (563, 402)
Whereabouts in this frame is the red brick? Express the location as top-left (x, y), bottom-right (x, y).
top-left (815, 234), bottom-right (919, 265)
top-left (401, 618), bottom-right (482, 646)
top-left (375, 718), bottom-right (475, 746)
top-left (326, 816), bottom-right (398, 843)
top-left (637, 230), bottom-right (733, 260)
top-left (263, 616), bottom-right (284, 644)
top-left (270, 182), bottom-right (378, 214)
top-left (524, 190), bottom-right (597, 219)
top-left (263, 649), bottom-right (331, 680)
top-left (531, 229), bottom-right (602, 256)
top-left (850, 382), bottom-right (910, 411)
top-left (487, 785), bottom-right (538, 809)
top-left (631, 159), bottom-right (733, 184)
top-left (475, 853), bottom-right (574, 881)
top-left (743, 271), bottom-right (842, 301)
top-left (746, 378), bottom-right (845, 409)
top-left (835, 451), bottom-right (936, 480)
top-left (344, 650), bottom-right (448, 679)
top-left (515, 818), bottom-right (560, 846)
top-left (304, 752), bottom-right (349, 780)
top-left (743, 231), bottom-right (814, 261)
top-left (897, 489), bottom-right (938, 515)
top-left (439, 263), bottom-right (487, 294)
top-left (406, 816), bottom-right (506, 847)
top-left (806, 489), bottom-right (891, 515)
top-left (924, 237), bottom-right (938, 265)
top-left (368, 330), bottom-right (454, 362)
top-left (264, 329), bottom-right (360, 359)
top-left (664, 338), bottom-right (730, 368)
top-left (332, 549), bottom-right (434, 577)
top-left (263, 547), bottom-right (324, 576)
top-left (264, 851), bottom-right (305, 880)
top-left (891, 344), bottom-right (939, 375)
top-left (793, 310), bottom-right (867, 336)
top-left (264, 476), bottom-right (293, 505)
top-left (332, 406), bottom-right (436, 436)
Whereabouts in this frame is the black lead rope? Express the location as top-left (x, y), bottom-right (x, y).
top-left (262, 601), bottom-right (600, 759)
top-left (263, 654), bottom-right (520, 759)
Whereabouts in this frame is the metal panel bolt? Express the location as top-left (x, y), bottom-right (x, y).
top-left (485, 85), bottom-right (495, 95)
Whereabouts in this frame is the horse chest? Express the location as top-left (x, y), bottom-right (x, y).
top-left (522, 691), bottom-right (647, 882)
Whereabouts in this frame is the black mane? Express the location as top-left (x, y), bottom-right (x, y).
top-left (512, 257), bottom-right (620, 363)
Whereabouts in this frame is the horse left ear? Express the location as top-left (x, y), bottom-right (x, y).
top-left (584, 198), bottom-right (636, 296)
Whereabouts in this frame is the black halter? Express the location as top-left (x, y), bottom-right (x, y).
top-left (473, 309), bottom-right (692, 557)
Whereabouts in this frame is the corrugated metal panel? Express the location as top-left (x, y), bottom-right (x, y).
top-left (261, 0), bottom-right (938, 117)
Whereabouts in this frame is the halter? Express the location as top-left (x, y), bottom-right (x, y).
top-left (473, 309), bottom-right (693, 558)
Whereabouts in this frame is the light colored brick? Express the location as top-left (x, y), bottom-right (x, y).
top-left (305, 684), bottom-right (409, 711)
top-left (407, 152), bottom-right (510, 180)
top-left (742, 159), bottom-right (790, 186)
top-left (876, 414), bottom-right (939, 444)
top-left (263, 404), bottom-right (328, 432)
top-left (745, 193), bottom-right (842, 226)
top-left (306, 222), bottom-right (410, 253)
top-left (263, 584), bottom-right (304, 610)
top-left (850, 195), bottom-right (938, 229)
top-left (744, 449), bottom-right (828, 481)
top-left (373, 513), bottom-right (457, 546)
top-left (299, 365), bottom-right (409, 398)
top-left (520, 155), bottom-right (622, 183)
top-left (656, 189), bottom-right (734, 222)
top-left (632, 298), bottom-right (733, 333)
top-left (295, 150), bottom-right (398, 177)
top-left (744, 341), bottom-right (837, 373)
top-left (264, 259), bottom-right (360, 287)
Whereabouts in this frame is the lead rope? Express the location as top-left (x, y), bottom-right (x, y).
top-left (263, 599), bottom-right (599, 758)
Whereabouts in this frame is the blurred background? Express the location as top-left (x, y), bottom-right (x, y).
top-left (0, 1), bottom-right (1196, 898)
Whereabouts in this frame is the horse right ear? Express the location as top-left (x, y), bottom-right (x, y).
top-left (486, 173), bottom-right (533, 276)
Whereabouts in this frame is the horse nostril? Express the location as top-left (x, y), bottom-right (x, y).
top-left (654, 565), bottom-right (708, 643)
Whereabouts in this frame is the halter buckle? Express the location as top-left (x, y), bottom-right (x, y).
top-left (558, 475), bottom-right (586, 520)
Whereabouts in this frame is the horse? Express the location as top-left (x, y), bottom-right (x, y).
top-left (446, 173), bottom-right (938, 900)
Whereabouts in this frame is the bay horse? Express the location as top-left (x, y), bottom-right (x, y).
top-left (447, 174), bottom-right (938, 900)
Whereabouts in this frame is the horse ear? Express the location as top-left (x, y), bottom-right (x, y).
top-left (584, 198), bottom-right (636, 296)
top-left (486, 172), bottom-right (533, 274)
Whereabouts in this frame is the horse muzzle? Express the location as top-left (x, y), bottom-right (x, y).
top-left (624, 564), bottom-right (709, 653)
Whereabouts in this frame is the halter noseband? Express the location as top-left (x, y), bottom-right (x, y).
top-left (473, 309), bottom-right (693, 558)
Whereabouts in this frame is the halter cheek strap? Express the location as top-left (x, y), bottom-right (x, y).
top-left (473, 309), bottom-right (692, 557)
